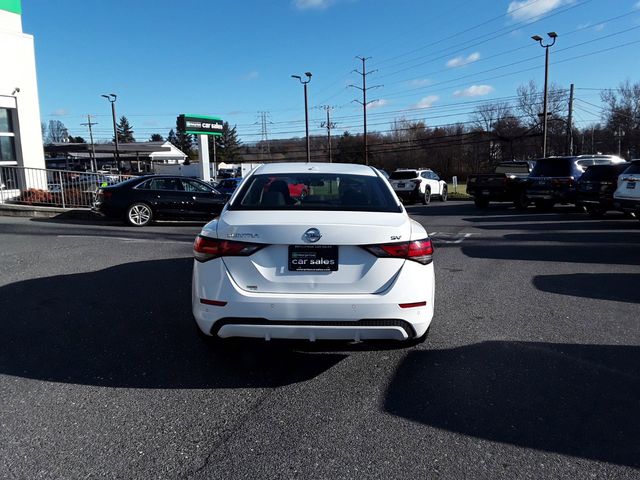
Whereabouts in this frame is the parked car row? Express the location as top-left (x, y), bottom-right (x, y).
top-left (466, 155), bottom-right (640, 220)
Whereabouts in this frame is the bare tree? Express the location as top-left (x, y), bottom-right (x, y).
top-left (45, 120), bottom-right (68, 143)
top-left (601, 80), bottom-right (640, 158)
top-left (471, 102), bottom-right (513, 132)
top-left (516, 80), bottom-right (567, 127)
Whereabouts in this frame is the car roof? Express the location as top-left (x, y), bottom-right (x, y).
top-left (252, 162), bottom-right (379, 176)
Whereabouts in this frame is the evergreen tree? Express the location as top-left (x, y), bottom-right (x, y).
top-left (175, 119), bottom-right (194, 157)
top-left (115, 116), bottom-right (135, 143)
top-left (166, 129), bottom-right (178, 146)
top-left (149, 133), bottom-right (164, 142)
top-left (212, 122), bottom-right (241, 162)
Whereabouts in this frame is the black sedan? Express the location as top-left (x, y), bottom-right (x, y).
top-left (93, 175), bottom-right (229, 226)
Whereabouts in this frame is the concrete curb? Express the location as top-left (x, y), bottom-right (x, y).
top-left (0, 204), bottom-right (98, 220)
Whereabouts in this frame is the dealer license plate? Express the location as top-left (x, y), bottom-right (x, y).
top-left (288, 245), bottom-right (338, 272)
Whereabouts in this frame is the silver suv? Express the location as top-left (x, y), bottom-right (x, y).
top-left (389, 169), bottom-right (448, 204)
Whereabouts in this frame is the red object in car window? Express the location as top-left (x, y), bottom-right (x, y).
top-left (265, 177), bottom-right (308, 198)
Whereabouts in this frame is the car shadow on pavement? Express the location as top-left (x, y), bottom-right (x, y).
top-left (0, 258), bottom-right (345, 389)
top-left (384, 341), bottom-right (640, 467)
top-left (533, 273), bottom-right (640, 304)
top-left (462, 236), bottom-right (640, 265)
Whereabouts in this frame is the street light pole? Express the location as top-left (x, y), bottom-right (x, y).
top-left (292, 73), bottom-right (312, 163)
top-left (532, 32), bottom-right (557, 158)
top-left (101, 93), bottom-right (120, 170)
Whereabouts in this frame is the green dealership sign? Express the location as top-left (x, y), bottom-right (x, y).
top-left (0, 0), bottom-right (22, 15)
top-left (177, 114), bottom-right (223, 136)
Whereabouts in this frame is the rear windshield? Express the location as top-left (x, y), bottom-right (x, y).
top-left (229, 173), bottom-right (401, 213)
top-left (390, 171), bottom-right (418, 180)
top-left (622, 162), bottom-right (640, 175)
top-left (495, 163), bottom-right (530, 174)
top-left (581, 164), bottom-right (629, 181)
top-left (219, 179), bottom-right (240, 188)
top-left (530, 159), bottom-right (573, 177)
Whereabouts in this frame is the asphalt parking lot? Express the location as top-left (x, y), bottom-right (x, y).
top-left (1, 201), bottom-right (639, 479)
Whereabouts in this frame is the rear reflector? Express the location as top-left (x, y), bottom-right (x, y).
top-left (200, 299), bottom-right (227, 307)
top-left (399, 301), bottom-right (427, 309)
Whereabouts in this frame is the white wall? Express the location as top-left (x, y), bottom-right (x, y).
top-left (0, 8), bottom-right (45, 171)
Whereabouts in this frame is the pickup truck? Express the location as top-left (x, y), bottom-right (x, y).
top-left (466, 161), bottom-right (534, 209)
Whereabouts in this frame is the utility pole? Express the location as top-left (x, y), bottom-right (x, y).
top-left (566, 83), bottom-right (574, 155)
top-left (320, 105), bottom-right (336, 163)
top-left (81, 114), bottom-right (98, 172)
top-left (349, 56), bottom-right (382, 165)
top-left (615, 126), bottom-right (625, 157)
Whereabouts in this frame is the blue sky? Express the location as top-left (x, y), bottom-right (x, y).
top-left (22, 0), bottom-right (640, 144)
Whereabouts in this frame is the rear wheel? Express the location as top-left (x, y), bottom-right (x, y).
top-left (585, 205), bottom-right (606, 218)
top-left (406, 326), bottom-right (431, 347)
top-left (422, 189), bottom-right (431, 205)
top-left (125, 202), bottom-right (153, 227)
top-left (474, 198), bottom-right (489, 208)
top-left (514, 191), bottom-right (530, 210)
top-left (440, 186), bottom-right (448, 202)
top-left (535, 200), bottom-right (555, 211)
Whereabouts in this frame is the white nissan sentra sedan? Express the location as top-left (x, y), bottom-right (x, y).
top-left (192, 162), bottom-right (435, 344)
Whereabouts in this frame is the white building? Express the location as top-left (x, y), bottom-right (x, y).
top-left (0, 0), bottom-right (45, 169)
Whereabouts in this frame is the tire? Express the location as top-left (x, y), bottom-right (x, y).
top-left (406, 326), bottom-right (431, 347)
top-left (474, 198), bottom-right (489, 208)
top-left (422, 189), bottom-right (431, 205)
top-left (514, 191), bottom-right (530, 210)
top-left (196, 321), bottom-right (237, 350)
top-left (125, 202), bottom-right (153, 227)
top-left (440, 186), bottom-right (448, 202)
top-left (585, 205), bottom-right (606, 218)
top-left (535, 200), bottom-right (555, 211)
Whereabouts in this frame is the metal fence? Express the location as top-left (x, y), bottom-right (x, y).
top-left (0, 165), bottom-right (133, 208)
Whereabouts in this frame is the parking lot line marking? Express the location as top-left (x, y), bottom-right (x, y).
top-left (57, 235), bottom-right (191, 244)
top-left (429, 232), bottom-right (475, 244)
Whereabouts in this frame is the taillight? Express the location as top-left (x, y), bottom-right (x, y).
top-left (363, 238), bottom-right (433, 265)
top-left (551, 178), bottom-right (575, 187)
top-left (193, 236), bottom-right (264, 262)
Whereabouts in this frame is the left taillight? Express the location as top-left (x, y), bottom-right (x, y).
top-left (96, 189), bottom-right (111, 198)
top-left (193, 236), bottom-right (264, 262)
top-left (363, 238), bottom-right (434, 265)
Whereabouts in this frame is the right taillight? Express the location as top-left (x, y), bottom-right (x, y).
top-left (363, 238), bottom-right (433, 265)
top-left (193, 236), bottom-right (264, 262)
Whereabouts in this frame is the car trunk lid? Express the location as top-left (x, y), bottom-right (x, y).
top-left (214, 210), bottom-right (413, 294)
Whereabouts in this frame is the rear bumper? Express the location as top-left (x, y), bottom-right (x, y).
top-left (394, 189), bottom-right (419, 202)
top-left (192, 258), bottom-right (434, 341)
top-left (526, 190), bottom-right (575, 203)
top-left (613, 198), bottom-right (640, 212)
top-left (213, 319), bottom-right (415, 341)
